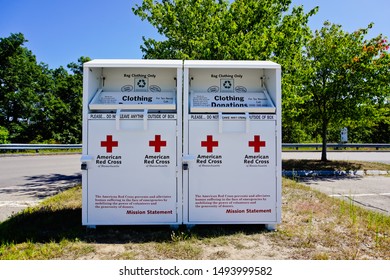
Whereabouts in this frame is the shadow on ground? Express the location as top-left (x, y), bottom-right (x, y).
top-left (0, 173), bottom-right (81, 199)
top-left (282, 159), bottom-right (366, 171)
top-left (0, 206), bottom-right (267, 245)
top-left (297, 175), bottom-right (364, 185)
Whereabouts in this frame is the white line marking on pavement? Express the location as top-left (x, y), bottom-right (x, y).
top-left (0, 201), bottom-right (39, 207)
top-left (330, 193), bottom-right (390, 197)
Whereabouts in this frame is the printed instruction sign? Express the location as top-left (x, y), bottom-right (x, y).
top-left (190, 91), bottom-right (275, 113)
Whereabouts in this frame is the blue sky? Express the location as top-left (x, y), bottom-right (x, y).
top-left (0, 0), bottom-right (388, 69)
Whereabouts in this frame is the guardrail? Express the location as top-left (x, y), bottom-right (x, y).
top-left (1, 143), bottom-right (389, 152)
top-left (283, 143), bottom-right (390, 150)
top-left (0, 144), bottom-right (82, 151)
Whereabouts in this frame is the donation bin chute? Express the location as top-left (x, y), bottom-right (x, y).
top-left (81, 59), bottom-right (183, 227)
top-left (183, 60), bottom-right (281, 230)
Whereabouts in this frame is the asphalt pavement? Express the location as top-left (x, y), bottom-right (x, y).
top-left (298, 176), bottom-right (390, 216)
top-left (283, 151), bottom-right (390, 216)
top-left (0, 154), bottom-right (81, 222)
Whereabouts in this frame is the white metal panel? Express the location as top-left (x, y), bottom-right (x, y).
top-left (82, 59), bottom-right (183, 226)
top-left (183, 60), bottom-right (281, 227)
top-left (98, 67), bottom-right (178, 92)
top-left (187, 119), bottom-right (277, 223)
top-left (85, 118), bottom-right (178, 225)
top-left (184, 60), bottom-right (281, 69)
top-left (84, 59), bottom-right (183, 68)
top-left (187, 68), bottom-right (266, 93)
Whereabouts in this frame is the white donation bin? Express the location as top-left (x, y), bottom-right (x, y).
top-left (81, 59), bottom-right (182, 226)
top-left (183, 60), bottom-right (281, 229)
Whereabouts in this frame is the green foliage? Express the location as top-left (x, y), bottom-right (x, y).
top-left (0, 126), bottom-right (9, 144)
top-left (0, 33), bottom-right (88, 143)
top-left (133, 1), bottom-right (390, 149)
top-left (133, 0), bottom-right (317, 60)
top-left (133, 0), bottom-right (319, 143)
top-left (300, 22), bottom-right (390, 160)
top-left (1, 3), bottom-right (389, 146)
top-left (0, 33), bottom-right (43, 142)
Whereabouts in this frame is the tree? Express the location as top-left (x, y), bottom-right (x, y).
top-left (0, 32), bottom-right (88, 143)
top-left (133, 0), bottom-right (318, 142)
top-left (133, 0), bottom-right (316, 60)
top-left (301, 22), bottom-right (390, 161)
top-left (0, 126), bottom-right (9, 143)
top-left (28, 56), bottom-right (89, 144)
top-left (48, 56), bottom-right (89, 143)
top-left (0, 33), bottom-right (50, 142)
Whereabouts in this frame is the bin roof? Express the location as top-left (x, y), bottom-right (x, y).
top-left (184, 60), bottom-right (280, 69)
top-left (84, 59), bottom-right (183, 68)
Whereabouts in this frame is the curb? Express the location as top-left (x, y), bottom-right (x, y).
top-left (282, 170), bottom-right (390, 177)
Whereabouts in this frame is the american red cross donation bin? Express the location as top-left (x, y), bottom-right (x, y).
top-left (183, 60), bottom-right (281, 230)
top-left (81, 59), bottom-right (182, 227)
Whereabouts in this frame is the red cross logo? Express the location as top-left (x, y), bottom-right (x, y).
top-left (149, 135), bottom-right (167, 152)
top-left (101, 135), bottom-right (118, 153)
top-left (201, 135), bottom-right (219, 153)
top-left (249, 135), bottom-right (266, 153)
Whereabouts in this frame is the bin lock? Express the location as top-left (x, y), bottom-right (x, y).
top-left (182, 154), bottom-right (196, 170)
top-left (80, 155), bottom-right (93, 170)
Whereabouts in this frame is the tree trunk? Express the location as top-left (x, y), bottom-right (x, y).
top-left (321, 120), bottom-right (328, 161)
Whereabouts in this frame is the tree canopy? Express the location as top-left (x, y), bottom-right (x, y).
top-left (133, 0), bottom-right (317, 61)
top-left (133, 0), bottom-right (319, 150)
top-left (0, 0), bottom-right (389, 152)
top-left (0, 33), bottom-right (88, 143)
top-left (133, 0), bottom-right (390, 160)
top-left (301, 22), bottom-right (390, 160)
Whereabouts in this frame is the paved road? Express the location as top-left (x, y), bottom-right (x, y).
top-left (0, 154), bottom-right (81, 222)
top-left (283, 151), bottom-right (390, 216)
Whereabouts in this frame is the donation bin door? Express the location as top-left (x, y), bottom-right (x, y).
top-left (183, 61), bottom-right (281, 226)
top-left (86, 113), bottom-right (178, 225)
top-left (187, 115), bottom-right (277, 223)
top-left (82, 60), bottom-right (182, 226)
